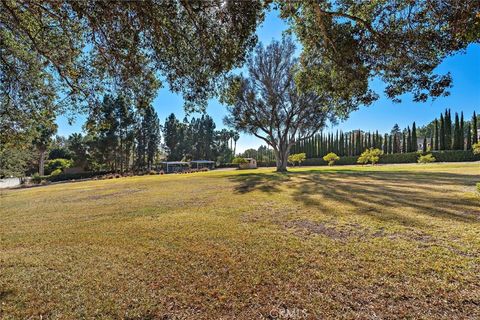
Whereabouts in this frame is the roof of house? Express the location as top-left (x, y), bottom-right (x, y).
top-left (161, 161), bottom-right (190, 165)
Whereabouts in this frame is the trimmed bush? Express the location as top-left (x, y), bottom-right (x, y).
top-left (323, 152), bottom-right (340, 166)
top-left (418, 154), bottom-right (436, 164)
top-left (357, 148), bottom-right (382, 165)
top-left (473, 142), bottom-right (480, 155)
top-left (288, 153), bottom-right (307, 166)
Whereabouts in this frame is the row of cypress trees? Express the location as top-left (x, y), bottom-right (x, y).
top-left (432, 110), bottom-right (478, 151)
top-left (291, 130), bottom-right (387, 157)
top-left (291, 110), bottom-right (478, 158)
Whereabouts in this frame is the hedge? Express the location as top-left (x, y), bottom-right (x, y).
top-left (216, 163), bottom-right (238, 168)
top-left (431, 150), bottom-right (480, 162)
top-left (46, 171), bottom-right (111, 182)
top-left (299, 150), bottom-right (479, 166)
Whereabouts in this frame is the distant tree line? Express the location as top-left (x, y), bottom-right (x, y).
top-left (162, 113), bottom-right (238, 163)
top-left (239, 146), bottom-right (276, 163)
top-left (1, 94), bottom-right (162, 177)
top-left (288, 110), bottom-right (478, 158)
top-left (83, 94), bottom-right (161, 172)
top-left (417, 110), bottom-right (478, 151)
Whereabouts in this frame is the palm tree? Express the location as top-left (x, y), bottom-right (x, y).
top-left (233, 132), bottom-right (240, 156)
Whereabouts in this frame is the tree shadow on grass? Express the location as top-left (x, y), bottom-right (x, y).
top-left (230, 172), bottom-right (291, 194)
top-left (228, 169), bottom-right (480, 227)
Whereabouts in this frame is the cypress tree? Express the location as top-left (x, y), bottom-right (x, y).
top-left (406, 126), bottom-right (411, 152)
top-left (383, 134), bottom-right (388, 154)
top-left (460, 112), bottom-right (464, 150)
top-left (344, 133), bottom-right (349, 156)
top-left (411, 122), bottom-right (417, 152)
top-left (388, 135), bottom-right (393, 154)
top-left (355, 131), bottom-right (361, 155)
top-left (402, 131), bottom-right (407, 153)
top-left (439, 113), bottom-right (445, 150)
top-left (394, 134), bottom-right (400, 153)
top-left (473, 111), bottom-right (478, 145)
top-left (429, 136), bottom-right (433, 152)
top-left (466, 123), bottom-right (472, 150)
top-left (335, 131), bottom-right (339, 154)
top-left (453, 112), bottom-right (460, 149)
top-left (445, 109), bottom-right (452, 149)
top-left (422, 137), bottom-right (427, 153)
top-left (434, 118), bottom-right (439, 150)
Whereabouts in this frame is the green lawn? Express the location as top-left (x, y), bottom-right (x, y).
top-left (1, 163), bottom-right (479, 319)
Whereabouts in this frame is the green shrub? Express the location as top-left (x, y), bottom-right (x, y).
top-left (357, 148), bottom-right (382, 165)
top-left (322, 152), bottom-right (340, 166)
top-left (477, 182), bottom-right (480, 194)
top-left (473, 142), bottom-right (480, 155)
top-left (45, 158), bottom-right (73, 175)
top-left (31, 173), bottom-right (49, 184)
top-left (418, 153), bottom-right (436, 164)
top-left (50, 168), bottom-right (63, 176)
top-left (232, 157), bottom-right (247, 164)
top-left (288, 153), bottom-right (307, 166)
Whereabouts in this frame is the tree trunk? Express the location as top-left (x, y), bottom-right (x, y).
top-left (274, 144), bottom-right (290, 172)
top-left (39, 149), bottom-right (46, 176)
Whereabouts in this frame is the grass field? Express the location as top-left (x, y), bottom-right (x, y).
top-left (1, 163), bottom-right (479, 319)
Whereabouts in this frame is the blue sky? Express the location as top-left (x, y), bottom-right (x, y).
top-left (57, 10), bottom-right (480, 153)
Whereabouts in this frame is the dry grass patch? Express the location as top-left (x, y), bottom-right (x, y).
top-left (1, 163), bottom-right (479, 319)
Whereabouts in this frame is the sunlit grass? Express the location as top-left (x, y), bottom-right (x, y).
top-left (1, 163), bottom-right (479, 319)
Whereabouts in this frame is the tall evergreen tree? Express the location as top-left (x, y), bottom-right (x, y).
top-left (460, 112), bottom-right (464, 150)
top-left (391, 124), bottom-right (401, 153)
top-left (434, 119), bottom-right (439, 150)
top-left (163, 113), bottom-right (184, 161)
top-left (411, 122), bottom-right (417, 152)
top-left (406, 126), bottom-right (411, 152)
top-left (402, 131), bottom-right (407, 153)
top-left (114, 95), bottom-right (135, 173)
top-left (472, 111), bottom-right (478, 145)
top-left (452, 112), bottom-right (459, 149)
top-left (422, 137), bottom-right (427, 153)
top-left (439, 114), bottom-right (445, 150)
top-left (445, 109), bottom-right (452, 149)
top-left (388, 135), bottom-right (393, 154)
top-left (383, 134), bottom-right (388, 154)
top-left (466, 123), bottom-right (472, 150)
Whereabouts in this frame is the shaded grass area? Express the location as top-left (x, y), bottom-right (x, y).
top-left (1, 163), bottom-right (479, 319)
